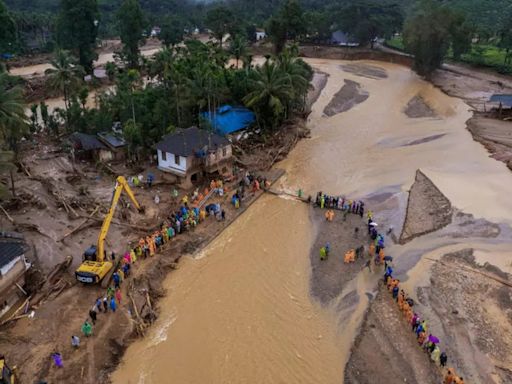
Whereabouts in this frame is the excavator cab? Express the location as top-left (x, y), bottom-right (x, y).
top-left (75, 246), bottom-right (113, 283)
top-left (75, 176), bottom-right (142, 284)
top-left (0, 356), bottom-right (16, 384)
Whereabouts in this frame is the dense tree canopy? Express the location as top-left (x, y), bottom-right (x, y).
top-left (336, 1), bottom-right (403, 48)
top-left (117, 0), bottom-right (146, 68)
top-left (57, 0), bottom-right (99, 73)
top-left (403, 0), bottom-right (472, 77)
top-left (0, 0), bottom-right (16, 54)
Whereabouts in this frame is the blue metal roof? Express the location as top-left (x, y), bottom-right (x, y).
top-left (202, 105), bottom-right (255, 136)
top-left (490, 94), bottom-right (512, 107)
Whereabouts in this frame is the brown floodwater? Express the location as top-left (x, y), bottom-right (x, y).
top-left (109, 59), bottom-right (512, 383)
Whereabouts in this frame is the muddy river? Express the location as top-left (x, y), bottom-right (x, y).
top-left (104, 59), bottom-right (512, 383)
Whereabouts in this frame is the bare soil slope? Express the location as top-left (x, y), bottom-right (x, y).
top-left (400, 170), bottom-right (452, 243)
top-left (344, 284), bottom-right (440, 384)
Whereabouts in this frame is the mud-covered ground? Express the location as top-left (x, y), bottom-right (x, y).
top-left (0, 135), bottom-right (285, 383)
top-left (344, 284), bottom-right (440, 384)
top-left (415, 249), bottom-right (512, 383)
top-left (404, 95), bottom-right (438, 118)
top-left (323, 79), bottom-right (369, 117)
top-left (400, 170), bottom-right (452, 244)
top-left (309, 208), bottom-right (369, 304)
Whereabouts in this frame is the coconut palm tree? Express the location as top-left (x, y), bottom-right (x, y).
top-left (229, 35), bottom-right (248, 68)
top-left (0, 72), bottom-right (28, 151)
top-left (243, 60), bottom-right (294, 130)
top-left (276, 48), bottom-right (313, 111)
top-left (45, 49), bottom-right (85, 131)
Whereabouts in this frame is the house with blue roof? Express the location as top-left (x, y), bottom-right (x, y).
top-left (202, 105), bottom-right (255, 136)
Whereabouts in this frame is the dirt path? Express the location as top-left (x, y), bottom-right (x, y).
top-left (344, 284), bottom-right (440, 384)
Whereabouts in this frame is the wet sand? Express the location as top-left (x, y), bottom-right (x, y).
top-left (309, 209), bottom-right (369, 304)
top-left (323, 79), bottom-right (369, 117)
top-left (111, 59), bottom-right (512, 383)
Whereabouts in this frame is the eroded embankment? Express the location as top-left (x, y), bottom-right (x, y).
top-left (415, 249), bottom-right (512, 383)
top-left (400, 170), bottom-right (452, 244)
top-left (300, 45), bottom-right (414, 67)
top-left (344, 284), bottom-right (439, 384)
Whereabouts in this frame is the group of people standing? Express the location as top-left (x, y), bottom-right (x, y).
top-left (384, 267), bottom-right (464, 383)
top-left (315, 191), bottom-right (365, 218)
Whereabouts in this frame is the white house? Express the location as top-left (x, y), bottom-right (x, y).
top-left (156, 126), bottom-right (233, 187)
top-left (255, 29), bottom-right (266, 41)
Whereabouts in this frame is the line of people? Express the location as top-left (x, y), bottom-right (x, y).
top-left (56, 184), bottom-right (229, 370)
top-left (315, 191), bottom-right (365, 218)
top-left (384, 269), bottom-right (465, 384)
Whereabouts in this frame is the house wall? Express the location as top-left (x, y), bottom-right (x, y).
top-left (157, 150), bottom-right (188, 175)
top-left (0, 257), bottom-right (27, 317)
top-left (98, 149), bottom-right (113, 162)
top-left (206, 144), bottom-right (232, 167)
top-left (256, 32), bottom-right (266, 40)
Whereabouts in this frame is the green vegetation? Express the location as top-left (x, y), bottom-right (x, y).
top-left (0, 71), bottom-right (27, 153)
top-left (56, 0), bottom-right (99, 74)
top-left (336, 1), bottom-right (403, 48)
top-left (267, 0), bottom-right (306, 54)
top-left (117, 0), bottom-right (146, 69)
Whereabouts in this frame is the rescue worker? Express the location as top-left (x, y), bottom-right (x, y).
top-left (440, 352), bottom-right (448, 367)
top-left (320, 247), bottom-right (327, 261)
top-left (89, 308), bottom-right (97, 325)
top-left (417, 330), bottom-right (427, 346)
top-left (110, 297), bottom-right (117, 312)
top-left (368, 242), bottom-right (375, 258)
top-left (51, 352), bottom-right (63, 368)
top-left (82, 320), bottom-right (92, 337)
top-left (71, 335), bottom-right (80, 349)
top-left (431, 345), bottom-right (441, 365)
top-left (444, 368), bottom-right (456, 384)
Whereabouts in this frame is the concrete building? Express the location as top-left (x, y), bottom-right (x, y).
top-left (256, 29), bottom-right (267, 41)
top-left (156, 127), bottom-right (233, 187)
top-left (0, 233), bottom-right (31, 317)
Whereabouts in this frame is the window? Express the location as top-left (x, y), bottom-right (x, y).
top-left (161, 151), bottom-right (167, 161)
top-left (175, 154), bottom-right (180, 165)
top-left (222, 147), bottom-right (227, 157)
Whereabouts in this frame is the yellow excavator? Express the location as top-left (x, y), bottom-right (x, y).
top-left (75, 176), bottom-right (143, 284)
top-left (0, 355), bottom-right (16, 384)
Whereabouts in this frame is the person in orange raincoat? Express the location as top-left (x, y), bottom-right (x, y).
top-left (402, 302), bottom-right (410, 316)
top-left (146, 236), bottom-right (155, 256)
top-left (379, 248), bottom-right (385, 264)
top-left (406, 308), bottom-right (414, 323)
top-left (386, 275), bottom-right (393, 289)
top-left (417, 331), bottom-right (427, 346)
top-left (444, 368), bottom-right (456, 384)
top-left (368, 243), bottom-right (375, 258)
top-left (453, 377), bottom-right (464, 384)
top-left (344, 249), bottom-right (355, 263)
top-left (397, 290), bottom-right (405, 308)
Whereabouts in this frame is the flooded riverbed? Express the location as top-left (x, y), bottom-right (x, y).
top-left (112, 59), bottom-right (512, 383)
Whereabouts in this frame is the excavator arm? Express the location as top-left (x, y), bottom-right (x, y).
top-left (96, 176), bottom-right (142, 262)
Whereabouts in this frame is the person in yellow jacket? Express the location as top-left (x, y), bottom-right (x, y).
top-left (130, 248), bottom-right (137, 264)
